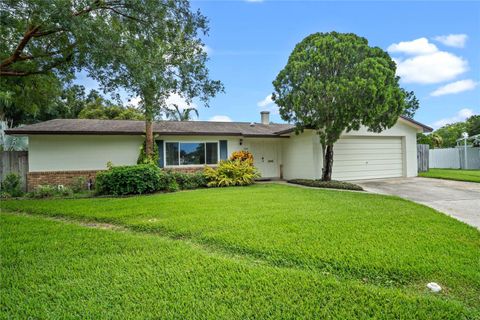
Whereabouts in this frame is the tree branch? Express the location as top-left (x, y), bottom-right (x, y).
top-left (0, 52), bottom-right (73, 77)
top-left (1, 0), bottom-right (146, 77)
top-left (0, 25), bottom-right (40, 68)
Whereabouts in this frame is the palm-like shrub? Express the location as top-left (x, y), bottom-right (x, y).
top-left (204, 159), bottom-right (259, 187)
top-left (229, 150), bottom-right (254, 165)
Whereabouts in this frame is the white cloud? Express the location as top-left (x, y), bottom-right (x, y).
top-left (431, 79), bottom-right (478, 96)
top-left (388, 37), bottom-right (469, 84)
top-left (165, 93), bottom-right (197, 111)
top-left (387, 38), bottom-right (438, 55)
top-left (127, 94), bottom-right (196, 111)
top-left (209, 115), bottom-right (232, 122)
top-left (394, 51), bottom-right (468, 84)
top-left (432, 108), bottom-right (476, 129)
top-left (257, 94), bottom-right (273, 107)
top-left (257, 94), bottom-right (279, 115)
top-left (129, 96), bottom-right (142, 107)
top-left (433, 34), bottom-right (468, 48)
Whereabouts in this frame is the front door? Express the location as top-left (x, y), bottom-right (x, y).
top-left (250, 141), bottom-right (278, 178)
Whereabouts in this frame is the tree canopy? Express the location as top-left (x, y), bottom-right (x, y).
top-left (417, 114), bottom-right (479, 148)
top-left (272, 32), bottom-right (406, 180)
top-left (1, 0), bottom-right (223, 159)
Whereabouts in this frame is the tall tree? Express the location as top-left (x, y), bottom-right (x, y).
top-left (273, 32), bottom-right (406, 181)
top-left (402, 89), bottom-right (419, 119)
top-left (466, 115), bottom-right (480, 137)
top-left (435, 122), bottom-right (468, 148)
top-left (165, 105), bottom-right (199, 121)
top-left (78, 96), bottom-right (143, 120)
top-left (0, 73), bottom-right (63, 125)
top-left (417, 132), bottom-right (443, 149)
top-left (1, 1), bottom-right (223, 158)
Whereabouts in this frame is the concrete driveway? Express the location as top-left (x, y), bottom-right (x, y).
top-left (356, 177), bottom-right (480, 229)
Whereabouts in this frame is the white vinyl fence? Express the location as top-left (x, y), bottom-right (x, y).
top-left (429, 147), bottom-right (480, 169)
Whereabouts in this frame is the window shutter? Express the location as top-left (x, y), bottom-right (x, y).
top-left (219, 140), bottom-right (228, 160)
top-left (157, 140), bottom-right (164, 168)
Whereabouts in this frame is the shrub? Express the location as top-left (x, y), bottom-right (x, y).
top-left (166, 179), bottom-right (179, 192)
top-left (1, 173), bottom-right (23, 197)
top-left (204, 159), bottom-right (259, 187)
top-left (0, 191), bottom-right (12, 199)
top-left (137, 139), bottom-right (159, 165)
top-left (287, 179), bottom-right (363, 191)
top-left (96, 164), bottom-right (161, 195)
top-left (165, 171), bottom-right (208, 190)
top-left (229, 150), bottom-right (254, 165)
top-left (70, 176), bottom-right (87, 193)
top-left (57, 185), bottom-right (74, 197)
top-left (29, 185), bottom-right (74, 199)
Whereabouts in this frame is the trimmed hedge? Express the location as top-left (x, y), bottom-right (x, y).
top-left (96, 165), bottom-right (162, 195)
top-left (164, 170), bottom-right (208, 190)
top-left (96, 165), bottom-right (208, 196)
top-left (288, 179), bottom-right (363, 191)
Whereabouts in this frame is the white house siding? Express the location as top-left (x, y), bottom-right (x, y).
top-left (28, 135), bottom-right (143, 172)
top-left (281, 119), bottom-right (420, 180)
top-left (281, 131), bottom-right (322, 180)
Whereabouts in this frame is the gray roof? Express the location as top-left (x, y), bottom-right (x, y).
top-left (5, 116), bottom-right (432, 137)
top-left (5, 119), bottom-right (295, 137)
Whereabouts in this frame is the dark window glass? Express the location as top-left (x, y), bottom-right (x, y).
top-left (206, 143), bottom-right (218, 164)
top-left (180, 143), bottom-right (205, 165)
top-left (165, 142), bottom-right (179, 165)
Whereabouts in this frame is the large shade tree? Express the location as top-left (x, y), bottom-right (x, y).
top-left (273, 32), bottom-right (406, 181)
top-left (1, 0), bottom-right (222, 159)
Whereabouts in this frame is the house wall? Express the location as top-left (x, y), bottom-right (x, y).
top-left (281, 120), bottom-right (420, 180)
top-left (28, 135), bottom-right (143, 172)
top-left (281, 131), bottom-right (322, 180)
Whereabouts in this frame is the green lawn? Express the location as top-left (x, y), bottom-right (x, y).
top-left (2, 184), bottom-right (479, 319)
top-left (420, 168), bottom-right (480, 183)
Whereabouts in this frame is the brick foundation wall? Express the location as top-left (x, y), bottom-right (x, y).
top-left (26, 166), bottom-right (213, 191)
top-left (27, 170), bottom-right (101, 191)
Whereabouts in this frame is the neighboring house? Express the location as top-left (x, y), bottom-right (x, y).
top-left (6, 111), bottom-right (432, 190)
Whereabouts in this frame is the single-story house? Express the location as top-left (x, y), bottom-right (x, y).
top-left (6, 112), bottom-right (432, 190)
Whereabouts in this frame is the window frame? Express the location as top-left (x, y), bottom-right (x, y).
top-left (163, 141), bottom-right (220, 167)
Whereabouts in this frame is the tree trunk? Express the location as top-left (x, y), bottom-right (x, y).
top-left (145, 119), bottom-right (153, 158)
top-left (321, 144), bottom-right (334, 181)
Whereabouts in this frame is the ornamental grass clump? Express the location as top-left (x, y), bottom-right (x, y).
top-left (205, 151), bottom-right (259, 187)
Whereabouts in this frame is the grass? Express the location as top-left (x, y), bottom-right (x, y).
top-left (2, 184), bottom-right (480, 318)
top-left (419, 168), bottom-right (480, 183)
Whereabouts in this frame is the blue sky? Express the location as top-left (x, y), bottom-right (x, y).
top-left (78, 1), bottom-right (480, 128)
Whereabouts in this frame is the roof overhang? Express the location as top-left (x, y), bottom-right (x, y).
top-left (398, 116), bottom-right (433, 133)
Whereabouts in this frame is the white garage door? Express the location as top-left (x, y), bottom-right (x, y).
top-left (332, 136), bottom-right (404, 181)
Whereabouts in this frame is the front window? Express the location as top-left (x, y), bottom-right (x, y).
top-left (165, 142), bottom-right (218, 166)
